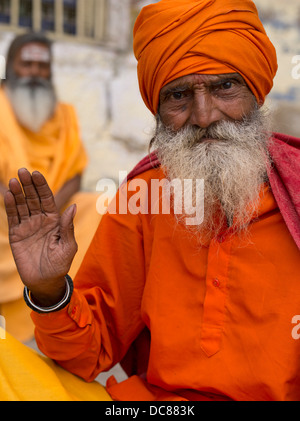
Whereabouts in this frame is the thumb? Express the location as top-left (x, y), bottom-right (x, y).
top-left (60, 204), bottom-right (77, 246)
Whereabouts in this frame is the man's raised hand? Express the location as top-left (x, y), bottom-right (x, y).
top-left (4, 169), bottom-right (78, 307)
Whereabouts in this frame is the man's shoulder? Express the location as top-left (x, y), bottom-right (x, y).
top-left (54, 102), bottom-right (80, 126)
top-left (127, 151), bottom-right (161, 182)
top-left (269, 131), bottom-right (300, 167)
top-left (268, 132), bottom-right (300, 250)
top-left (271, 132), bottom-right (300, 149)
top-left (56, 101), bottom-right (76, 114)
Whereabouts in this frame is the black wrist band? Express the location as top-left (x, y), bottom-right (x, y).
top-left (23, 274), bottom-right (74, 314)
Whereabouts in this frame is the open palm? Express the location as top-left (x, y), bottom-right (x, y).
top-left (4, 169), bottom-right (78, 298)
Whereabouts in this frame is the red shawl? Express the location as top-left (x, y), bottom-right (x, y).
top-left (127, 133), bottom-right (300, 250)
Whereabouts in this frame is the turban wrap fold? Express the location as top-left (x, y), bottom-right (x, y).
top-left (133, 0), bottom-right (278, 115)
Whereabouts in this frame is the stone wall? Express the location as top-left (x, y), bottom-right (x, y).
top-left (256, 0), bottom-right (300, 138)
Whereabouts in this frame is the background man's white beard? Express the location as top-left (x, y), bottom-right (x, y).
top-left (6, 82), bottom-right (56, 132)
top-left (152, 108), bottom-right (272, 242)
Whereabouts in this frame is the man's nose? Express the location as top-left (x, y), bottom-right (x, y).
top-left (188, 92), bottom-right (224, 128)
top-left (28, 62), bottom-right (42, 78)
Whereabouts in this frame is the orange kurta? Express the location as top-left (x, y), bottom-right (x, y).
top-left (32, 167), bottom-right (300, 401)
top-left (0, 89), bottom-right (101, 341)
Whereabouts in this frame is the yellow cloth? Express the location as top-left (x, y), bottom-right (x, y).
top-left (0, 88), bottom-right (101, 342)
top-left (0, 328), bottom-right (111, 401)
top-left (0, 89), bottom-right (87, 190)
top-left (0, 298), bottom-right (34, 343)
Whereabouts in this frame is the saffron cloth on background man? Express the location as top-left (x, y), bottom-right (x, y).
top-left (4, 0), bottom-right (300, 401)
top-left (0, 32), bottom-right (101, 342)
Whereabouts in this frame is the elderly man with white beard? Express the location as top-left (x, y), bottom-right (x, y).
top-left (3, 0), bottom-right (300, 402)
top-left (4, 35), bottom-right (56, 135)
top-left (152, 98), bottom-right (270, 242)
top-left (0, 32), bottom-right (101, 343)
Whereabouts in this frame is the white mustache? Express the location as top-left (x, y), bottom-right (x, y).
top-left (158, 107), bottom-right (266, 148)
top-left (11, 76), bottom-right (53, 90)
top-left (5, 79), bottom-right (56, 132)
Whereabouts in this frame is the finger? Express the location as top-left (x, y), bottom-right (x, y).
top-left (30, 171), bottom-right (58, 215)
top-left (60, 204), bottom-right (78, 249)
top-left (17, 168), bottom-right (42, 215)
top-left (4, 190), bottom-right (20, 227)
top-left (8, 177), bottom-right (30, 221)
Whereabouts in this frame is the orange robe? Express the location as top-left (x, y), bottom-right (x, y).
top-left (32, 167), bottom-right (300, 401)
top-left (0, 88), bottom-right (101, 342)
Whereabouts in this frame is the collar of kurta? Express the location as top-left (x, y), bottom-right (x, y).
top-left (127, 132), bottom-right (300, 250)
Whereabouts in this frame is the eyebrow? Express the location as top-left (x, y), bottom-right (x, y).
top-left (160, 73), bottom-right (245, 96)
top-left (161, 84), bottom-right (192, 95)
top-left (209, 73), bottom-right (245, 86)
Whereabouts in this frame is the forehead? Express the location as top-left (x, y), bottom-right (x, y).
top-left (17, 42), bottom-right (51, 63)
top-left (160, 73), bottom-right (246, 92)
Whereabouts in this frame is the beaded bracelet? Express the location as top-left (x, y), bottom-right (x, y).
top-left (23, 274), bottom-right (74, 314)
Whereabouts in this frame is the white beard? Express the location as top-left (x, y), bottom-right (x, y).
top-left (6, 77), bottom-right (57, 133)
top-left (152, 107), bottom-right (273, 243)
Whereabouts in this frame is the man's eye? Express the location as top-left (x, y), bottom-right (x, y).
top-left (172, 91), bottom-right (184, 100)
top-left (161, 88), bottom-right (191, 103)
top-left (211, 80), bottom-right (237, 95)
top-left (222, 81), bottom-right (233, 90)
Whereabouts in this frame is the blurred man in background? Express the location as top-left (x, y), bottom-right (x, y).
top-left (0, 32), bottom-right (101, 342)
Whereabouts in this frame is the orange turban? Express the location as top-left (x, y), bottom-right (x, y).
top-left (133, 0), bottom-right (278, 115)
